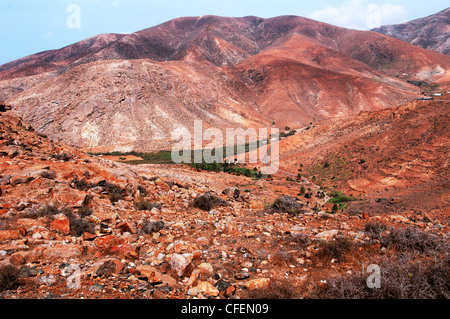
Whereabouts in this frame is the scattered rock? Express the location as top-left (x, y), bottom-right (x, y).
top-left (245, 278), bottom-right (271, 291)
top-left (315, 229), bottom-right (339, 240)
top-left (234, 272), bottom-right (250, 280)
top-left (196, 281), bottom-right (219, 297)
top-left (0, 230), bottom-right (20, 241)
top-left (50, 214), bottom-right (71, 235)
top-left (169, 253), bottom-right (193, 277)
top-left (95, 258), bottom-right (124, 277)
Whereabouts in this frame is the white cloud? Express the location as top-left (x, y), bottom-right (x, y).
top-left (310, 0), bottom-right (408, 30)
top-left (43, 31), bottom-right (54, 39)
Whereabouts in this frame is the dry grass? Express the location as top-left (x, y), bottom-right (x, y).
top-left (247, 278), bottom-right (300, 299)
top-left (193, 192), bottom-right (230, 211)
top-left (310, 252), bottom-right (450, 299)
top-left (264, 196), bottom-right (306, 215)
top-left (0, 265), bottom-right (21, 292)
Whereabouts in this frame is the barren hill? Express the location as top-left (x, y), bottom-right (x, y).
top-left (373, 7), bottom-right (450, 55)
top-left (277, 98), bottom-right (450, 220)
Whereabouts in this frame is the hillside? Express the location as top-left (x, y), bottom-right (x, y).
top-left (373, 7), bottom-right (450, 55)
top-left (277, 98), bottom-right (450, 221)
top-left (1, 100), bottom-right (449, 299)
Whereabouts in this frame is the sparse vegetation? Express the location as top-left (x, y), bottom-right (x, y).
top-left (310, 252), bottom-right (450, 299)
top-left (279, 129), bottom-right (297, 138)
top-left (190, 160), bottom-right (265, 179)
top-left (77, 206), bottom-right (93, 218)
top-left (364, 221), bottom-right (388, 242)
top-left (70, 178), bottom-right (124, 204)
top-left (306, 153), bottom-right (352, 187)
top-left (37, 204), bottom-right (72, 219)
top-left (52, 153), bottom-right (72, 162)
top-left (193, 192), bottom-right (230, 211)
top-left (264, 196), bottom-right (306, 215)
top-left (369, 226), bottom-right (449, 254)
top-left (140, 219), bottom-right (165, 234)
top-left (327, 191), bottom-right (356, 211)
top-left (247, 278), bottom-right (300, 299)
top-left (69, 217), bottom-right (96, 237)
top-left (0, 265), bottom-right (21, 292)
top-left (270, 250), bottom-right (296, 266)
top-left (315, 237), bottom-right (356, 263)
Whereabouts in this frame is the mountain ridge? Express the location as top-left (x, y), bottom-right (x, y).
top-left (373, 7), bottom-right (450, 55)
top-left (1, 14), bottom-right (449, 152)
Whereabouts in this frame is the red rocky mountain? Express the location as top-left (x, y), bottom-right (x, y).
top-left (0, 15), bottom-right (449, 152)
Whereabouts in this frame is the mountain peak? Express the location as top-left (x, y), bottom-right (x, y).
top-left (373, 7), bottom-right (450, 55)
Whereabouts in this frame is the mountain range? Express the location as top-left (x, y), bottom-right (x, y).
top-left (0, 13), bottom-right (449, 152)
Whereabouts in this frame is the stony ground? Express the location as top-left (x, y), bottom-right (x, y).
top-left (0, 110), bottom-right (448, 299)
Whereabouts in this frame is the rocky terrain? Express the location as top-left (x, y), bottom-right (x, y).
top-left (278, 97), bottom-right (450, 222)
top-left (0, 11), bottom-right (449, 300)
top-left (1, 15), bottom-right (450, 151)
top-left (373, 7), bottom-right (450, 55)
top-left (0, 97), bottom-right (449, 299)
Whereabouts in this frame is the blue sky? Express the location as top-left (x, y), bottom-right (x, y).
top-left (0, 0), bottom-right (448, 65)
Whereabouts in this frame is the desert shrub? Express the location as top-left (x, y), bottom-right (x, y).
top-left (364, 221), bottom-right (388, 242)
top-left (62, 209), bottom-right (95, 237)
top-left (100, 182), bottom-right (123, 204)
top-left (247, 278), bottom-right (299, 299)
top-left (69, 218), bottom-right (96, 237)
top-left (40, 170), bottom-right (56, 180)
top-left (140, 219), bottom-right (165, 234)
top-left (37, 204), bottom-right (72, 218)
top-left (310, 252), bottom-right (450, 299)
top-left (52, 153), bottom-right (72, 162)
top-left (265, 196), bottom-right (305, 215)
top-left (0, 265), bottom-right (20, 292)
top-left (137, 185), bottom-right (147, 196)
top-left (77, 206), bottom-right (93, 218)
top-left (371, 226), bottom-right (448, 254)
top-left (134, 199), bottom-right (161, 211)
top-left (71, 177), bottom-right (91, 191)
top-left (289, 232), bottom-right (312, 247)
top-left (37, 204), bottom-right (60, 217)
top-left (270, 251), bottom-right (296, 266)
top-left (315, 237), bottom-right (355, 263)
top-left (193, 192), bottom-right (230, 211)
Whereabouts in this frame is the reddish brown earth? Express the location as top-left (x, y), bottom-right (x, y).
top-left (1, 15), bottom-right (449, 151)
top-left (275, 97), bottom-right (450, 223)
top-left (1, 96), bottom-right (448, 299)
top-left (0, 13), bottom-right (449, 300)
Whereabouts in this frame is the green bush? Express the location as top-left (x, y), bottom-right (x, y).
top-left (327, 191), bottom-right (356, 204)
